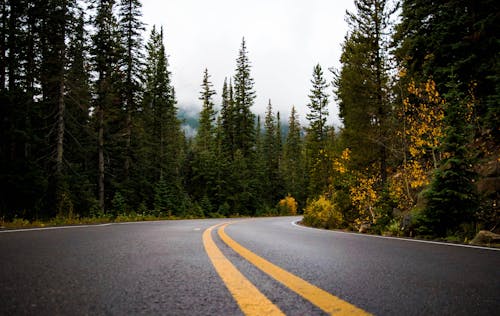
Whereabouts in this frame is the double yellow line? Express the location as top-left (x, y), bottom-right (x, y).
top-left (203, 222), bottom-right (371, 315)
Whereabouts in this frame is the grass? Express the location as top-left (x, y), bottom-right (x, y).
top-left (0, 214), bottom-right (180, 230)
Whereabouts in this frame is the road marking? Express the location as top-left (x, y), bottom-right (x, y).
top-left (291, 220), bottom-right (500, 251)
top-left (218, 223), bottom-right (371, 316)
top-left (202, 223), bottom-right (284, 316)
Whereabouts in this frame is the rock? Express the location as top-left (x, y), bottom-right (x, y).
top-left (470, 230), bottom-right (500, 247)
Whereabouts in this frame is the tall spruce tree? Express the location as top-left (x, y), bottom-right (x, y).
top-left (262, 100), bottom-right (283, 207)
top-left (196, 68), bottom-right (217, 151)
top-left (41, 0), bottom-right (73, 217)
top-left (143, 26), bottom-right (184, 214)
top-left (232, 38), bottom-right (256, 156)
top-left (1, 1), bottom-right (47, 219)
top-left (64, 9), bottom-right (95, 216)
top-left (117, 0), bottom-right (145, 182)
top-left (334, 0), bottom-right (396, 185)
top-left (306, 64), bottom-right (330, 197)
top-left (91, 0), bottom-right (123, 212)
top-left (282, 106), bottom-right (306, 207)
top-left (220, 78), bottom-right (235, 158)
top-left (189, 68), bottom-right (218, 208)
top-left (419, 82), bottom-right (479, 237)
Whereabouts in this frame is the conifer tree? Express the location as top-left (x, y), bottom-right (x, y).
top-left (283, 106), bottom-right (306, 207)
top-left (263, 100), bottom-right (282, 207)
top-left (232, 38), bottom-right (256, 156)
top-left (419, 82), bottom-right (479, 237)
top-left (117, 0), bottom-right (145, 180)
top-left (306, 64), bottom-right (330, 197)
top-left (220, 78), bottom-right (235, 158)
top-left (91, 0), bottom-right (124, 212)
top-left (196, 68), bottom-right (217, 151)
top-left (64, 10), bottom-right (95, 216)
top-left (142, 25), bottom-right (184, 214)
top-left (334, 0), bottom-right (396, 186)
top-left (189, 68), bottom-right (218, 208)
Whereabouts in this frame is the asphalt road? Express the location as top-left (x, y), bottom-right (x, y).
top-left (1, 217), bottom-right (499, 315)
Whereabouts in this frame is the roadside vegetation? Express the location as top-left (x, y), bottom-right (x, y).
top-left (1, 0), bottom-right (498, 243)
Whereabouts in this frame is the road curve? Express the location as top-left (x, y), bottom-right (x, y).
top-left (1, 216), bottom-right (499, 315)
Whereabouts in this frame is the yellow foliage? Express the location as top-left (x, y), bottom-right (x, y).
top-left (401, 79), bottom-right (444, 161)
top-left (278, 195), bottom-right (298, 215)
top-left (389, 159), bottom-right (432, 211)
top-left (350, 173), bottom-right (379, 225)
top-left (303, 195), bottom-right (342, 229)
top-left (333, 148), bottom-right (350, 174)
top-left (392, 79), bottom-right (445, 212)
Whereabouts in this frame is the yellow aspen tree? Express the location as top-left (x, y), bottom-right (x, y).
top-left (393, 79), bottom-right (445, 211)
top-left (350, 171), bottom-right (380, 226)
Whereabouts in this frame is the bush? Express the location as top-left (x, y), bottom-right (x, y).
top-left (303, 195), bottom-right (342, 229)
top-left (111, 192), bottom-right (127, 216)
top-left (277, 195), bottom-right (298, 215)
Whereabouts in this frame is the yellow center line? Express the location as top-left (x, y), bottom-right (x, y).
top-left (218, 223), bottom-right (372, 316)
top-left (202, 223), bottom-right (285, 316)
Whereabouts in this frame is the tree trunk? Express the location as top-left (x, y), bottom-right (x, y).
top-left (56, 77), bottom-right (65, 175)
top-left (98, 106), bottom-right (105, 211)
top-left (0, 0), bottom-right (6, 90)
top-left (124, 111), bottom-right (131, 177)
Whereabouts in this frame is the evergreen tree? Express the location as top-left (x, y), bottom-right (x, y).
top-left (282, 106), bottom-right (306, 208)
top-left (219, 78), bottom-right (235, 158)
top-left (142, 25), bottom-right (184, 214)
top-left (41, 0), bottom-right (74, 217)
top-left (188, 68), bottom-right (218, 208)
top-left (334, 0), bottom-right (396, 185)
top-left (117, 0), bottom-right (145, 182)
top-left (262, 100), bottom-right (282, 207)
top-left (306, 64), bottom-right (330, 197)
top-left (419, 82), bottom-right (479, 237)
top-left (91, 0), bottom-right (124, 212)
top-left (232, 37), bottom-right (256, 156)
top-left (196, 68), bottom-right (217, 151)
top-left (0, 1), bottom-right (47, 219)
top-left (64, 8), bottom-right (96, 216)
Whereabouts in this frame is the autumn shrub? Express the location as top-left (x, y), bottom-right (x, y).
top-left (303, 195), bottom-right (342, 229)
top-left (277, 195), bottom-right (298, 215)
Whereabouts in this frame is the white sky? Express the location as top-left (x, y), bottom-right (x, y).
top-left (141, 0), bottom-right (356, 127)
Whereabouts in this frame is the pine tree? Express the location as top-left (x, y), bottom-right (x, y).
top-left (142, 25), bottom-right (184, 214)
top-left (262, 100), bottom-right (282, 207)
top-left (220, 78), bottom-right (235, 158)
top-left (188, 68), bottom-right (218, 208)
top-left (41, 0), bottom-right (73, 217)
top-left (0, 1), bottom-right (47, 219)
top-left (306, 64), bottom-right (330, 197)
top-left (282, 106), bottom-right (306, 207)
top-left (196, 68), bottom-right (217, 151)
top-left (334, 0), bottom-right (396, 186)
top-left (419, 82), bottom-right (479, 237)
top-left (232, 37), bottom-right (256, 156)
top-left (117, 0), bottom-right (145, 182)
top-left (91, 0), bottom-right (123, 212)
top-left (64, 9), bottom-right (95, 216)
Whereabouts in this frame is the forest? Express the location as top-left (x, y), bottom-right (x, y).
top-left (0, 0), bottom-right (498, 241)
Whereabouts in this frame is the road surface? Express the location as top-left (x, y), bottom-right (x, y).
top-left (1, 217), bottom-right (499, 315)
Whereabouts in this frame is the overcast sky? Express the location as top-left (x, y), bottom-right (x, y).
top-left (141, 0), bottom-right (356, 127)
